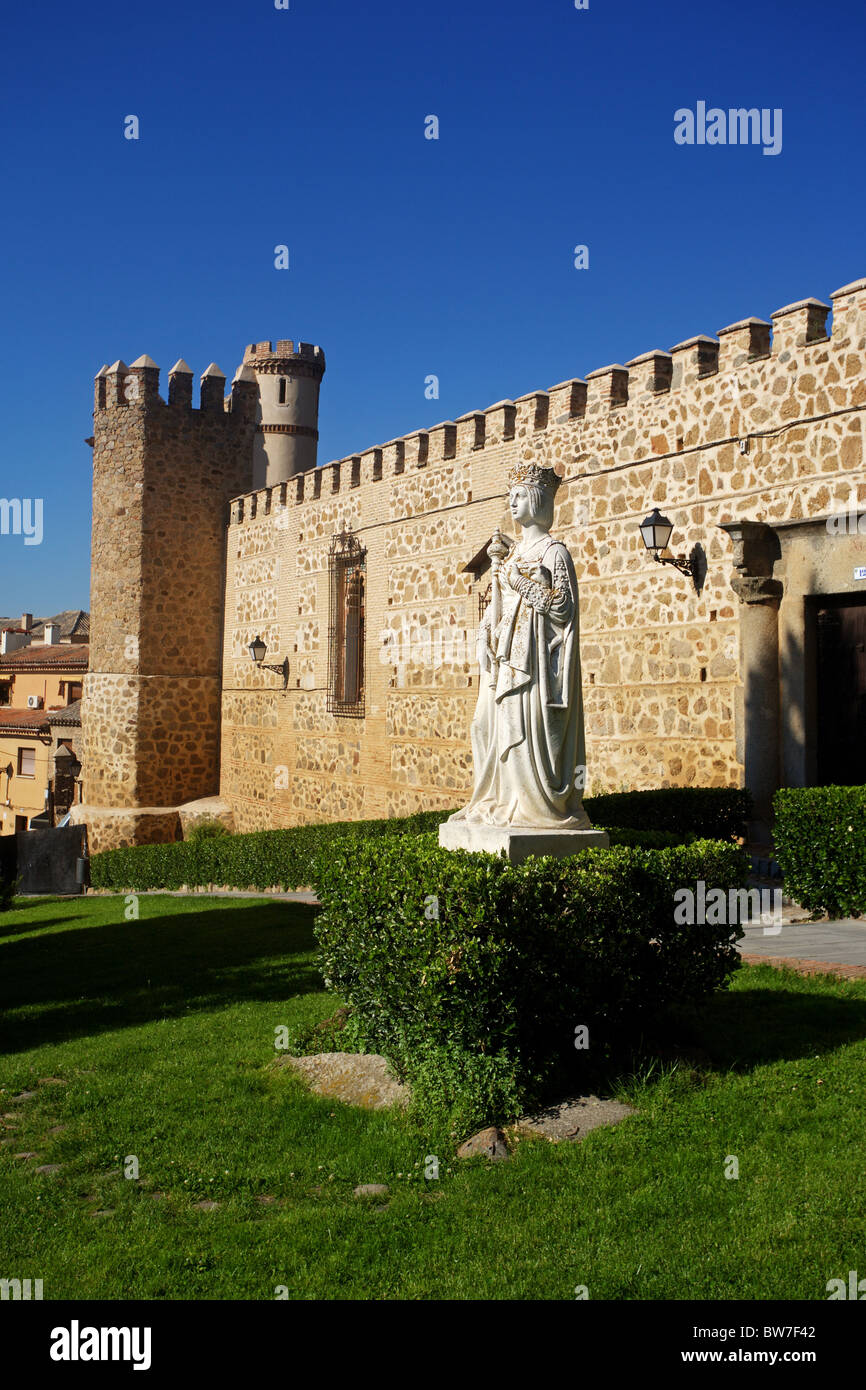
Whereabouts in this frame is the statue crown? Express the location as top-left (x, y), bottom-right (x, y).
top-left (507, 461), bottom-right (562, 493)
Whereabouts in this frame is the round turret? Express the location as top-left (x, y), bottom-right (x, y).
top-left (242, 339), bottom-right (326, 486)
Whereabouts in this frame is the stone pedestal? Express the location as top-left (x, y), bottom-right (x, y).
top-left (438, 821), bottom-right (609, 864)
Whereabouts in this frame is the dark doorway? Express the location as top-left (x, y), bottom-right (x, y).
top-left (813, 593), bottom-right (866, 785)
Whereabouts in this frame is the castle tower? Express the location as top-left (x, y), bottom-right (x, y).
top-left (243, 339), bottom-right (326, 487)
top-left (82, 354), bottom-right (257, 819)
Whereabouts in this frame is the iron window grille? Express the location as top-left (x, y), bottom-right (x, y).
top-left (478, 581), bottom-right (492, 622)
top-left (327, 529), bottom-right (366, 717)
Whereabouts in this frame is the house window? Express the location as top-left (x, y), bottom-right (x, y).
top-left (327, 530), bottom-right (366, 716)
top-left (18, 747), bottom-right (36, 778)
top-left (278, 377), bottom-right (287, 404)
top-left (67, 682), bottom-right (83, 704)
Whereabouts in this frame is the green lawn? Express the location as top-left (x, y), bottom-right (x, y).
top-left (1, 892), bottom-right (865, 1300)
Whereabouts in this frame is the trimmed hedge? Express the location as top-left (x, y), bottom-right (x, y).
top-left (584, 786), bottom-right (751, 840)
top-left (88, 786), bottom-right (743, 896)
top-left (89, 810), bottom-right (688, 893)
top-left (315, 833), bottom-right (749, 1118)
top-left (90, 809), bottom-right (453, 893)
top-left (773, 786), bottom-right (866, 917)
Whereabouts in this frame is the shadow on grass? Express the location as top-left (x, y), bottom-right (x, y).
top-left (0, 917), bottom-right (84, 941)
top-left (691, 974), bottom-right (866, 1071)
top-left (0, 900), bottom-right (322, 1054)
top-left (542, 968), bottom-right (866, 1102)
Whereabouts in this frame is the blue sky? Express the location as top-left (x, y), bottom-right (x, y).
top-left (0, 0), bottom-right (864, 617)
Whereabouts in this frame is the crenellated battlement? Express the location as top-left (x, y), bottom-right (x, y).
top-left (227, 275), bottom-right (866, 520)
top-left (93, 355), bottom-right (260, 422)
top-left (242, 340), bottom-right (326, 376)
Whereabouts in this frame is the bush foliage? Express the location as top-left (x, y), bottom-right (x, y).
top-left (89, 796), bottom-right (722, 894)
top-left (584, 786), bottom-right (752, 840)
top-left (773, 785), bottom-right (866, 917)
top-left (91, 809), bottom-right (452, 893)
top-left (315, 834), bottom-right (749, 1123)
top-left (185, 819), bottom-right (232, 844)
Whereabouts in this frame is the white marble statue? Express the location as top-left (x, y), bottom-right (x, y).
top-left (446, 462), bottom-right (593, 831)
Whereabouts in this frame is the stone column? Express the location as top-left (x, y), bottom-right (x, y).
top-left (720, 522), bottom-right (782, 844)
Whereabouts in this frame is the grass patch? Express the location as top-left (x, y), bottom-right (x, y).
top-left (1, 894), bottom-right (865, 1300)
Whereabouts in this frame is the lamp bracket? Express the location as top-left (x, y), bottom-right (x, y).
top-left (260, 658), bottom-right (290, 689)
top-left (653, 551), bottom-right (694, 578)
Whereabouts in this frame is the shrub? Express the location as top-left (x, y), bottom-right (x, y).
top-left (91, 809), bottom-right (458, 893)
top-left (90, 795), bottom-right (730, 894)
top-left (602, 826), bottom-right (684, 849)
top-left (315, 833), bottom-right (749, 1124)
top-left (0, 874), bottom-right (15, 912)
top-left (584, 787), bottom-right (751, 840)
top-left (773, 785), bottom-right (866, 917)
top-left (0, 837), bottom-right (17, 909)
top-left (186, 819), bottom-right (231, 844)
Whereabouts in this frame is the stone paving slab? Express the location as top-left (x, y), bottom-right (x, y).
top-left (737, 919), bottom-right (866, 967)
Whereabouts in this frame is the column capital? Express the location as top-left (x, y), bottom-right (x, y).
top-left (718, 521), bottom-right (782, 605)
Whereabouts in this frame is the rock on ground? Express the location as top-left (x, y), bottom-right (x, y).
top-left (512, 1095), bottom-right (635, 1143)
top-left (456, 1126), bottom-right (510, 1161)
top-left (275, 1053), bottom-right (409, 1110)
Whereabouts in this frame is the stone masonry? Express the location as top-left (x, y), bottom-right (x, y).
top-left (83, 356), bottom-right (255, 818)
top-left (81, 278), bottom-right (866, 848)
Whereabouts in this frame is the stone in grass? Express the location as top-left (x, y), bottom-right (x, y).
top-left (192, 1200), bottom-right (220, 1211)
top-left (35, 1164), bottom-right (62, 1175)
top-left (11, 1091), bottom-right (36, 1102)
top-left (13, 1151), bottom-right (38, 1161)
top-left (512, 1095), bottom-right (635, 1143)
top-left (456, 1127), bottom-right (510, 1161)
top-left (277, 1053), bottom-right (409, 1111)
top-left (353, 1184), bottom-right (390, 1199)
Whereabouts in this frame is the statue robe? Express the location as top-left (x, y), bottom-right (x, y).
top-left (449, 534), bottom-right (590, 829)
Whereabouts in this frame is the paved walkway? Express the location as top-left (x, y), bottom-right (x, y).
top-left (738, 917), bottom-right (866, 978)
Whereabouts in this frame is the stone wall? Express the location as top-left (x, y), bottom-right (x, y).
top-left (83, 358), bottom-right (255, 810)
top-left (219, 277), bottom-right (866, 831)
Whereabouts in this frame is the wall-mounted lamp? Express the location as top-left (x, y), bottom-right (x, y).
top-left (639, 509), bottom-right (696, 579)
top-left (248, 636), bottom-right (289, 688)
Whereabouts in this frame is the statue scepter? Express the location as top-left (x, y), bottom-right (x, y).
top-left (485, 528), bottom-right (510, 677)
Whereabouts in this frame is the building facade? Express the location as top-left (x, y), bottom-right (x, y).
top-left (79, 277), bottom-right (866, 851)
top-left (0, 636), bottom-right (88, 834)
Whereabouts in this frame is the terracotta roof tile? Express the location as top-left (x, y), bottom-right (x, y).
top-left (0, 643), bottom-right (89, 672)
top-left (47, 700), bottom-right (82, 726)
top-left (0, 707), bottom-right (51, 733)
